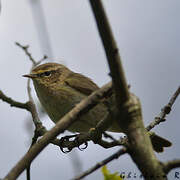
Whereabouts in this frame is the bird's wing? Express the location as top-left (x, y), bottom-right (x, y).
top-left (65, 73), bottom-right (99, 96)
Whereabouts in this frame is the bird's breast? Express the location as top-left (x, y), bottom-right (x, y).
top-left (34, 82), bottom-right (85, 123)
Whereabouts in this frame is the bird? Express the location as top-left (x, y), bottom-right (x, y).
top-left (23, 62), bottom-right (172, 152)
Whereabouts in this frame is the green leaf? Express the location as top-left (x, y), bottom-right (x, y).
top-left (101, 166), bottom-right (123, 180)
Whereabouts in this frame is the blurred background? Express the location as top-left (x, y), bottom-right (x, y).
top-left (0, 0), bottom-right (179, 179)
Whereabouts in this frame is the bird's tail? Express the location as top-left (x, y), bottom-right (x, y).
top-left (149, 132), bottom-right (172, 153)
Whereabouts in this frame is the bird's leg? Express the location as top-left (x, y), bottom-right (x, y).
top-left (88, 114), bottom-right (114, 146)
top-left (89, 97), bottom-right (116, 144)
top-left (88, 127), bottom-right (125, 149)
top-left (88, 102), bottom-right (128, 149)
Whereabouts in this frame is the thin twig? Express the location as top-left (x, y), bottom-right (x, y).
top-left (15, 42), bottom-right (36, 66)
top-left (15, 42), bottom-right (47, 67)
top-left (72, 148), bottom-right (127, 180)
top-left (0, 90), bottom-right (29, 110)
top-left (146, 86), bottom-right (180, 131)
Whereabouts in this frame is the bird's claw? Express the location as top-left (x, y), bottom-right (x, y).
top-left (60, 146), bottom-right (72, 153)
top-left (59, 134), bottom-right (88, 153)
top-left (77, 141), bottom-right (88, 151)
top-left (59, 135), bottom-right (77, 153)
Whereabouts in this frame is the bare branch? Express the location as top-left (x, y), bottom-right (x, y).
top-left (89, 1), bottom-right (166, 179)
top-left (146, 86), bottom-right (180, 131)
top-left (15, 42), bottom-right (47, 67)
top-left (15, 42), bottom-right (36, 66)
top-left (15, 42), bottom-right (48, 180)
top-left (89, 0), bottom-right (129, 105)
top-left (0, 90), bottom-right (29, 110)
top-left (72, 148), bottom-right (127, 180)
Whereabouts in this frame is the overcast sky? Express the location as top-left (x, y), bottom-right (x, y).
top-left (0, 0), bottom-right (179, 179)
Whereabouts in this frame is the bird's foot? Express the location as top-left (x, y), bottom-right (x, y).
top-left (59, 133), bottom-right (88, 153)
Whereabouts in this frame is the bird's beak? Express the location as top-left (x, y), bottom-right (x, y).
top-left (22, 74), bottom-right (37, 79)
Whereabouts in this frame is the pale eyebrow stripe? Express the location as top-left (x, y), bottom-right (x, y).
top-left (33, 68), bottom-right (59, 74)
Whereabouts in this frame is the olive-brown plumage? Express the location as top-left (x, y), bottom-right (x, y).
top-left (23, 63), bottom-right (172, 152)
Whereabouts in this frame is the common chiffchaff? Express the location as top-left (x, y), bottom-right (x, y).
top-left (23, 63), bottom-right (171, 152)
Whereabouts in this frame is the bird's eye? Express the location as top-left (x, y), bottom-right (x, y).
top-left (43, 71), bottom-right (51, 77)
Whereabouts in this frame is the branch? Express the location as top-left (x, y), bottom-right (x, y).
top-left (0, 90), bottom-right (29, 110)
top-left (163, 159), bottom-right (180, 174)
top-left (15, 42), bottom-right (47, 67)
top-left (89, 0), bottom-right (129, 105)
top-left (72, 148), bottom-right (127, 180)
top-left (15, 42), bottom-right (37, 66)
top-left (89, 1), bottom-right (166, 179)
top-left (15, 42), bottom-right (47, 131)
top-left (146, 86), bottom-right (180, 131)
top-left (0, 87), bottom-right (44, 133)
top-left (3, 82), bottom-right (113, 180)
top-left (15, 42), bottom-right (48, 180)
